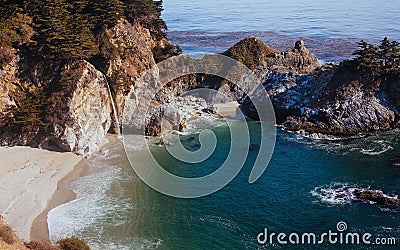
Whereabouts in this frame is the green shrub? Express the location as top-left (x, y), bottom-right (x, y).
top-left (57, 237), bottom-right (90, 250)
top-left (222, 37), bottom-right (277, 70)
top-left (153, 43), bottom-right (182, 63)
top-left (25, 240), bottom-right (55, 250)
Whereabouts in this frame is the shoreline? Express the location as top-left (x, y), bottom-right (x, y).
top-left (30, 158), bottom-right (89, 243)
top-left (0, 147), bottom-right (83, 241)
top-left (29, 135), bottom-right (116, 243)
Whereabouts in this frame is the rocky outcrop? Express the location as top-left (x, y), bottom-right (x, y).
top-left (223, 38), bottom-right (319, 74)
top-left (276, 63), bottom-right (398, 136)
top-left (98, 19), bottom-right (171, 134)
top-left (266, 40), bottom-right (320, 74)
top-left (57, 61), bottom-right (112, 155)
top-left (0, 60), bottom-right (112, 155)
top-left (236, 41), bottom-right (399, 136)
top-left (354, 190), bottom-right (400, 207)
top-left (103, 19), bottom-right (159, 94)
top-left (0, 18), bottom-right (169, 155)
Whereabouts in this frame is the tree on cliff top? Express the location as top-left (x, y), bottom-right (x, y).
top-left (352, 40), bottom-right (379, 74)
top-left (0, 1), bottom-right (33, 66)
top-left (379, 37), bottom-right (400, 71)
top-left (28, 0), bottom-right (98, 62)
top-left (123, 0), bottom-right (167, 38)
top-left (352, 38), bottom-right (400, 77)
top-left (80, 0), bottom-right (125, 33)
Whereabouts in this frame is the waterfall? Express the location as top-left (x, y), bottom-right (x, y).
top-left (103, 75), bottom-right (121, 136)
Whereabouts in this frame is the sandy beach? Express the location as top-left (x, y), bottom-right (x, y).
top-left (30, 159), bottom-right (89, 243)
top-left (0, 146), bottom-right (83, 241)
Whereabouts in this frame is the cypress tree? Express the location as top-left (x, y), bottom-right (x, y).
top-left (379, 37), bottom-right (391, 69)
top-left (0, 0), bottom-right (22, 23)
top-left (353, 40), bottom-right (379, 76)
top-left (123, 0), bottom-right (167, 38)
top-left (28, 0), bottom-right (98, 62)
top-left (84, 0), bottom-right (125, 33)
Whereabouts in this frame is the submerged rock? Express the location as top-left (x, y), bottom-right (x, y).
top-left (354, 189), bottom-right (400, 207)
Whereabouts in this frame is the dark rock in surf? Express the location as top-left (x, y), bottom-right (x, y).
top-left (354, 189), bottom-right (400, 207)
top-left (157, 138), bottom-right (170, 146)
top-left (392, 157), bottom-right (400, 167)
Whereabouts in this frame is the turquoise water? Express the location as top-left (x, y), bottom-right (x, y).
top-left (48, 122), bottom-right (400, 249)
top-left (48, 1), bottom-right (400, 249)
top-left (127, 124), bottom-right (400, 249)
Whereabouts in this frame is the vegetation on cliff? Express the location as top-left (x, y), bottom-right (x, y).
top-left (0, 0), bottom-right (179, 137)
top-left (0, 0), bottom-right (172, 63)
top-left (318, 37), bottom-right (400, 109)
top-left (222, 37), bottom-right (278, 70)
top-left (352, 37), bottom-right (400, 77)
top-left (0, 216), bottom-right (90, 249)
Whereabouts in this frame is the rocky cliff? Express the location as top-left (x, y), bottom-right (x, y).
top-left (230, 38), bottom-right (399, 137)
top-left (253, 61), bottom-right (399, 137)
top-left (0, 18), bottom-right (168, 155)
top-left (0, 58), bottom-right (112, 155)
top-left (1, 28), bottom-right (399, 156)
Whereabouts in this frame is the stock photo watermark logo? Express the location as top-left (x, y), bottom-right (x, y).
top-left (257, 221), bottom-right (397, 246)
top-left (122, 54), bottom-right (276, 198)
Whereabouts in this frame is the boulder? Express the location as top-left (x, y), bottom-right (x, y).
top-left (179, 119), bottom-right (187, 132)
top-left (156, 138), bottom-right (170, 146)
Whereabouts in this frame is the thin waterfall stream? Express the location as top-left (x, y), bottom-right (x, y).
top-left (103, 75), bottom-right (121, 136)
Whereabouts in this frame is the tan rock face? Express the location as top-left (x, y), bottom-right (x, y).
top-left (267, 40), bottom-right (320, 74)
top-left (0, 49), bottom-right (18, 114)
top-left (60, 61), bottom-right (112, 155)
top-left (0, 19), bottom-right (163, 153)
top-left (0, 59), bottom-right (112, 156)
top-left (102, 19), bottom-right (167, 133)
top-left (105, 19), bottom-right (157, 94)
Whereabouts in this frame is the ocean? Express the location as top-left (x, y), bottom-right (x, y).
top-left (47, 1), bottom-right (400, 249)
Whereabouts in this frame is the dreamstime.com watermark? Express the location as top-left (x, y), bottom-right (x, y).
top-left (257, 221), bottom-right (397, 246)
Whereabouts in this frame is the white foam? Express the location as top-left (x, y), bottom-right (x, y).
top-left (47, 166), bottom-right (134, 244)
top-left (311, 183), bottom-right (400, 211)
top-left (311, 182), bottom-right (358, 205)
top-left (199, 215), bottom-right (240, 232)
top-left (47, 140), bottom-right (141, 250)
top-left (359, 140), bottom-right (393, 155)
